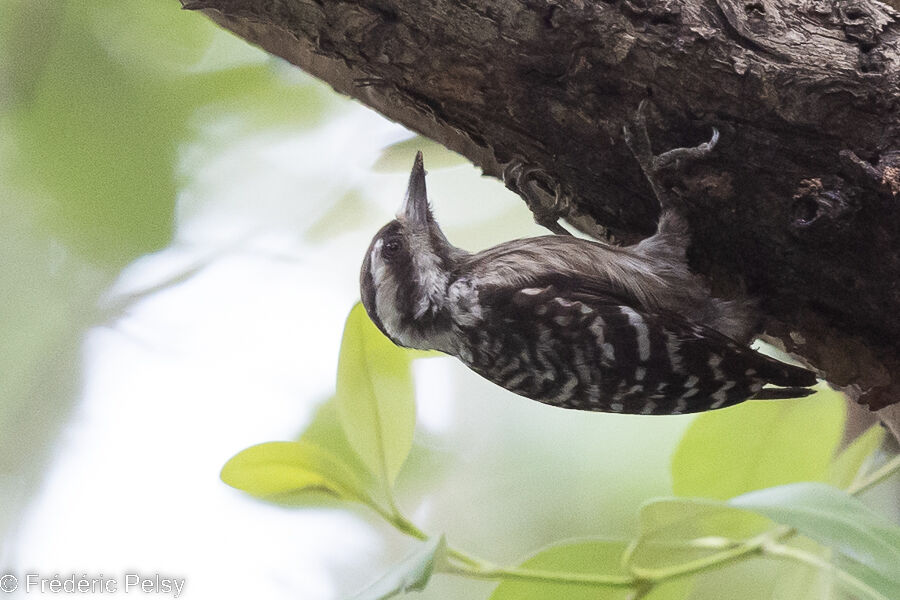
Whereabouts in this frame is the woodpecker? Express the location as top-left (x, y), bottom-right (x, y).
top-left (359, 108), bottom-right (816, 414)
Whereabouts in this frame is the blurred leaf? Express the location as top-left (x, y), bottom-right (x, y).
top-left (2, 1), bottom-right (334, 268)
top-left (0, 0), bottom-right (352, 564)
top-left (769, 538), bottom-right (835, 600)
top-left (627, 498), bottom-right (770, 577)
top-left (89, 1), bottom-right (214, 77)
top-left (221, 441), bottom-right (373, 505)
top-left (685, 556), bottom-right (812, 600)
top-left (671, 390), bottom-right (845, 499)
top-left (373, 137), bottom-right (467, 172)
top-left (0, 1), bottom-right (64, 107)
top-left (828, 425), bottom-right (886, 490)
top-left (299, 396), bottom-right (373, 485)
top-left (491, 539), bottom-right (689, 600)
top-left (730, 482), bottom-right (900, 586)
top-left (335, 303), bottom-right (416, 486)
top-left (490, 539), bottom-right (632, 600)
top-left (837, 556), bottom-right (900, 600)
top-left (5, 0), bottom-right (187, 266)
top-left (349, 536), bottom-right (446, 600)
top-left (0, 207), bottom-right (106, 548)
top-left (193, 62), bottom-right (333, 131)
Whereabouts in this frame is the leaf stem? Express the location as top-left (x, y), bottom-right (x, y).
top-left (395, 515), bottom-right (490, 568)
top-left (371, 449), bottom-right (899, 591)
top-left (848, 454), bottom-right (900, 496)
top-left (762, 540), bottom-right (891, 600)
top-left (372, 506), bottom-right (425, 540)
top-left (372, 506), bottom-right (493, 569)
top-left (626, 583), bottom-right (656, 600)
top-left (626, 525), bottom-right (790, 581)
top-left (443, 561), bottom-right (637, 588)
top-left (377, 503), bottom-right (635, 583)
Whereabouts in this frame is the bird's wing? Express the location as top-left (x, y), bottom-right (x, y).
top-left (459, 281), bottom-right (811, 414)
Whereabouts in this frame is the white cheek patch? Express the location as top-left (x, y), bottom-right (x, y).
top-left (370, 239), bottom-right (384, 283)
top-left (367, 229), bottom-right (457, 351)
top-left (369, 239), bottom-right (404, 341)
top-left (370, 240), bottom-right (390, 293)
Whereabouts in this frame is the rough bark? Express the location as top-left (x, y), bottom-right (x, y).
top-left (181, 0), bottom-right (900, 434)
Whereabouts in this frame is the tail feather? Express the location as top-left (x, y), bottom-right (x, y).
top-left (756, 356), bottom-right (817, 388)
top-left (752, 386), bottom-right (816, 400)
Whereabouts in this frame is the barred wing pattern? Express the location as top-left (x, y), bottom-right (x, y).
top-left (456, 284), bottom-right (813, 415)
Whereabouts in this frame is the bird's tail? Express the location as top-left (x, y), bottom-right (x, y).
top-left (751, 356), bottom-right (817, 400)
top-left (751, 387), bottom-right (816, 400)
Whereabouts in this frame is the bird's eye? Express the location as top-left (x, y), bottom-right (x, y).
top-left (383, 239), bottom-right (401, 258)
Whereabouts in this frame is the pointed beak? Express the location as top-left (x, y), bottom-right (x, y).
top-left (398, 151), bottom-right (429, 228)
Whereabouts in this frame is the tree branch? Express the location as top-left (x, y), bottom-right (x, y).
top-left (180, 0), bottom-right (900, 436)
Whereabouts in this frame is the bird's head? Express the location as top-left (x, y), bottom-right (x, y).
top-left (359, 152), bottom-right (462, 349)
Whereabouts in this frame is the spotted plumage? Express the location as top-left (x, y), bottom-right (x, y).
top-left (451, 283), bottom-right (812, 414)
top-left (359, 117), bottom-right (816, 415)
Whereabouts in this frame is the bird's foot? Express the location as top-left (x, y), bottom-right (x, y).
top-left (502, 158), bottom-right (573, 236)
top-left (623, 101), bottom-right (719, 211)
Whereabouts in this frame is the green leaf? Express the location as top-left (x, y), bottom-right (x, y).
top-left (299, 396), bottom-right (373, 485)
top-left (837, 556), bottom-right (900, 600)
top-left (671, 389), bottom-right (845, 499)
top-left (5, 0), bottom-right (182, 266)
top-left (828, 425), bottom-right (886, 490)
top-left (335, 303), bottom-right (416, 486)
top-left (373, 137), bottom-right (466, 172)
top-left (730, 482), bottom-right (900, 585)
top-left (626, 498), bottom-right (771, 577)
top-left (89, 0), bottom-right (215, 77)
top-left (2, 0), bottom-right (338, 268)
top-left (349, 536), bottom-right (446, 600)
top-left (769, 538), bottom-right (836, 600)
top-left (490, 539), bottom-right (690, 600)
top-left (220, 441), bottom-right (372, 505)
top-left (685, 557), bottom-right (816, 600)
top-left (490, 539), bottom-right (631, 600)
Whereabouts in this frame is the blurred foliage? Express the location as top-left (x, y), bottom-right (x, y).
top-left (2, 2), bottom-right (898, 599)
top-left (335, 304), bottom-right (417, 489)
top-left (829, 425), bottom-right (886, 489)
top-left (0, 0), bottom-right (338, 558)
top-left (671, 389), bottom-right (845, 499)
top-left (491, 539), bottom-right (690, 600)
top-left (225, 304), bottom-right (900, 600)
top-left (1, 0), bottom-right (331, 267)
top-left (348, 536), bottom-right (447, 600)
